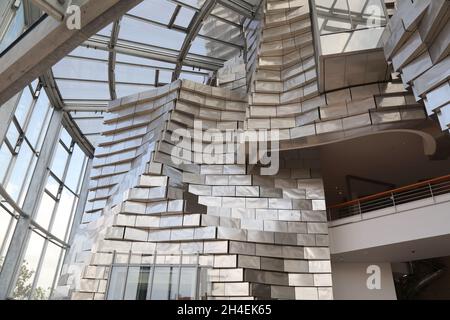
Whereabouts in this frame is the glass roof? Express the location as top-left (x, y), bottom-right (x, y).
top-left (50, 0), bottom-right (262, 147)
top-left (53, 0), bottom-right (262, 106)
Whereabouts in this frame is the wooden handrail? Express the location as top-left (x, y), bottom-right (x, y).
top-left (328, 173), bottom-right (450, 210)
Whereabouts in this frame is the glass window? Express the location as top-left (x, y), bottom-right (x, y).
top-left (50, 143), bottom-right (69, 180)
top-left (32, 242), bottom-right (62, 299)
top-left (34, 192), bottom-right (56, 230)
top-left (0, 144), bottom-right (12, 182)
top-left (60, 128), bottom-right (72, 149)
top-left (107, 266), bottom-right (127, 300)
top-left (31, 126), bottom-right (89, 244)
top-left (0, 83), bottom-right (54, 208)
top-left (50, 187), bottom-right (76, 240)
top-left (45, 175), bottom-right (60, 198)
top-left (124, 266), bottom-right (150, 300)
top-left (0, 204), bottom-right (17, 272)
top-left (107, 264), bottom-right (202, 300)
top-left (65, 145), bottom-right (86, 193)
top-left (0, 81), bottom-right (90, 300)
top-left (151, 266), bottom-right (178, 300)
top-left (13, 231), bottom-right (64, 300)
top-left (5, 142), bottom-right (35, 202)
top-left (25, 93), bottom-right (50, 149)
top-left (178, 267), bottom-right (197, 300)
top-left (0, 1), bottom-right (25, 53)
top-left (12, 232), bottom-right (45, 300)
top-left (5, 122), bottom-right (20, 148)
top-left (14, 88), bottom-right (33, 128)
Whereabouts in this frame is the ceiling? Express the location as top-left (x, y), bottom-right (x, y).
top-left (43, 0), bottom-right (263, 148)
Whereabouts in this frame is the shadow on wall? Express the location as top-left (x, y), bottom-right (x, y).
top-left (394, 257), bottom-right (450, 300)
top-left (320, 131), bottom-right (450, 206)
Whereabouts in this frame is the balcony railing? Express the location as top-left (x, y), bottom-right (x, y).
top-left (327, 174), bottom-right (450, 221)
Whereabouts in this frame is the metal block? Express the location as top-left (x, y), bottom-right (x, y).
top-left (229, 241), bottom-right (256, 255)
top-left (304, 247), bottom-right (330, 260)
top-left (238, 255), bottom-right (261, 269)
top-left (236, 186), bottom-right (260, 197)
top-left (283, 188), bottom-right (306, 199)
top-left (229, 175), bottom-right (252, 185)
top-left (260, 257), bottom-right (284, 272)
top-left (124, 227), bottom-right (148, 241)
top-left (217, 227), bottom-right (247, 241)
top-left (256, 244), bottom-right (282, 258)
top-left (147, 230), bottom-right (171, 241)
top-left (274, 232), bottom-right (297, 245)
top-left (318, 287), bottom-right (334, 300)
top-left (170, 228), bottom-right (195, 241)
top-left (302, 210), bottom-right (327, 222)
top-left (309, 261), bottom-right (332, 273)
top-left (212, 186), bottom-right (236, 197)
top-left (204, 241), bottom-right (229, 254)
top-left (289, 273), bottom-right (314, 286)
top-left (160, 216), bottom-right (183, 228)
top-left (307, 222), bottom-right (328, 234)
top-left (224, 282), bottom-right (250, 296)
top-left (205, 175), bottom-right (229, 185)
top-left (269, 198), bottom-right (293, 209)
top-left (247, 230), bottom-right (275, 243)
top-left (189, 185), bottom-right (212, 196)
top-left (287, 221), bottom-right (307, 233)
top-left (282, 245), bottom-right (304, 259)
top-left (292, 199), bottom-right (313, 210)
top-left (295, 287), bottom-right (318, 300)
top-left (222, 197), bottom-right (246, 208)
top-left (240, 219), bottom-right (263, 231)
top-left (271, 286), bottom-right (295, 299)
top-left (256, 209), bottom-right (278, 220)
top-left (264, 220), bottom-right (288, 233)
top-left (314, 274), bottom-right (333, 287)
top-left (246, 198), bottom-right (269, 209)
top-left (315, 235), bottom-right (329, 246)
top-left (278, 210), bottom-right (302, 221)
top-left (219, 269), bottom-right (244, 282)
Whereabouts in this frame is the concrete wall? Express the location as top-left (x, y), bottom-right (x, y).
top-left (329, 195), bottom-right (450, 255)
top-left (332, 262), bottom-right (397, 300)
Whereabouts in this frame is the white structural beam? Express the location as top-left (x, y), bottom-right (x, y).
top-left (0, 0), bottom-right (144, 106)
top-left (31, 0), bottom-right (67, 21)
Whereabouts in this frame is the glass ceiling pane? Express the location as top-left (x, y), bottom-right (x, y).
top-left (116, 84), bottom-right (153, 98)
top-left (119, 16), bottom-right (185, 50)
top-left (175, 7), bottom-right (196, 27)
top-left (57, 80), bottom-right (110, 100)
top-left (69, 46), bottom-right (109, 60)
top-left (52, 0), bottom-right (263, 106)
top-left (53, 57), bottom-right (108, 82)
top-left (128, 0), bottom-right (177, 24)
top-left (116, 54), bottom-right (176, 70)
top-left (97, 23), bottom-right (113, 37)
top-left (176, 0), bottom-right (206, 9)
top-left (115, 64), bottom-right (155, 84)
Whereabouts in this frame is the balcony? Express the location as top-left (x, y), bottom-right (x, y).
top-left (328, 174), bottom-right (450, 262)
top-left (327, 174), bottom-right (450, 222)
